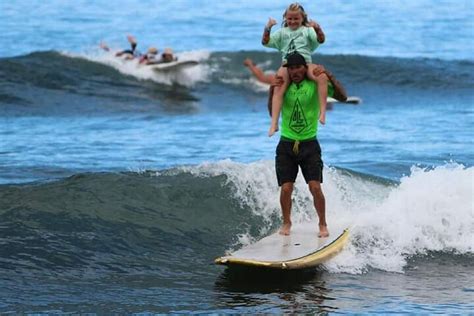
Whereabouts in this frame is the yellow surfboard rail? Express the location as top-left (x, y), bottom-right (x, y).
top-left (215, 228), bottom-right (349, 270)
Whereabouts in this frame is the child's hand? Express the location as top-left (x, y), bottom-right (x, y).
top-left (308, 20), bottom-right (320, 29)
top-left (266, 18), bottom-right (277, 28)
top-left (268, 124), bottom-right (279, 137)
top-left (319, 114), bottom-right (326, 125)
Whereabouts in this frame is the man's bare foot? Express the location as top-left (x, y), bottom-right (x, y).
top-left (318, 224), bottom-right (329, 238)
top-left (279, 223), bottom-right (292, 235)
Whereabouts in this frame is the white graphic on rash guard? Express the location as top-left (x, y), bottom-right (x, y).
top-left (289, 98), bottom-right (307, 134)
top-left (286, 33), bottom-right (302, 57)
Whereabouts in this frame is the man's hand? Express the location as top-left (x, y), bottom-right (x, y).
top-left (243, 58), bottom-right (254, 68)
top-left (312, 64), bottom-right (326, 78)
top-left (270, 75), bottom-right (284, 87)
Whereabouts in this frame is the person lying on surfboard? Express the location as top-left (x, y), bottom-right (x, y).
top-left (99, 35), bottom-right (139, 60)
top-left (100, 35), bottom-right (176, 65)
top-left (141, 47), bottom-right (178, 65)
top-left (138, 47), bottom-right (159, 64)
top-left (272, 52), bottom-right (330, 237)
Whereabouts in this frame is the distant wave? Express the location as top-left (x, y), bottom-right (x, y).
top-left (1, 50), bottom-right (472, 95)
top-left (1, 50), bottom-right (473, 116)
top-left (0, 51), bottom-right (203, 115)
top-left (211, 51), bottom-right (474, 91)
top-left (0, 161), bottom-right (472, 275)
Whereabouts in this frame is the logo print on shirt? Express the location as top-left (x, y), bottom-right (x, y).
top-left (287, 33), bottom-right (302, 57)
top-left (289, 98), bottom-right (307, 134)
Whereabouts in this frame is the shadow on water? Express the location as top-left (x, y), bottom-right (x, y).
top-left (213, 266), bottom-right (338, 313)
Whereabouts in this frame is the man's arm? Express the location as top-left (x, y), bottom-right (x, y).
top-left (244, 58), bottom-right (274, 85)
top-left (312, 65), bottom-right (347, 102)
top-left (325, 69), bottom-right (347, 102)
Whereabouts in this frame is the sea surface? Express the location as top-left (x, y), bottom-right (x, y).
top-left (1, 0), bottom-right (473, 314)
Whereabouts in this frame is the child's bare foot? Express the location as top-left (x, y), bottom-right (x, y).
top-left (318, 224), bottom-right (329, 238)
top-left (279, 222), bottom-right (292, 235)
top-left (268, 125), bottom-right (279, 137)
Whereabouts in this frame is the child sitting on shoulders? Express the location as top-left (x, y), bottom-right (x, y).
top-left (262, 2), bottom-right (327, 136)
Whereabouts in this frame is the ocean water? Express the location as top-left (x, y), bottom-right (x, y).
top-left (1, 0), bottom-right (473, 314)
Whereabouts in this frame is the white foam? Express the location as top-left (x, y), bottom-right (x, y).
top-left (181, 160), bottom-right (473, 274)
top-left (64, 49), bottom-right (211, 87)
top-left (327, 163), bottom-right (474, 274)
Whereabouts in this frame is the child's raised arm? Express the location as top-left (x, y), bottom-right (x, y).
top-left (262, 18), bottom-right (277, 45)
top-left (308, 20), bottom-right (325, 44)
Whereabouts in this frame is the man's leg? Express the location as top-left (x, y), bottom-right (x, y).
top-left (279, 182), bottom-right (293, 235)
top-left (308, 180), bottom-right (329, 237)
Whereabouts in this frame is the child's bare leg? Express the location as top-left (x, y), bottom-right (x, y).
top-left (307, 64), bottom-right (328, 124)
top-left (269, 67), bottom-right (289, 136)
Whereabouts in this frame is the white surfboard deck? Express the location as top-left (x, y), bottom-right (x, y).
top-left (327, 96), bottom-right (362, 104)
top-left (150, 60), bottom-right (199, 71)
top-left (215, 223), bottom-right (349, 270)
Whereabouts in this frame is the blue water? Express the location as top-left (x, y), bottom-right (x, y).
top-left (0, 0), bottom-right (473, 314)
top-left (2, 0), bottom-right (474, 60)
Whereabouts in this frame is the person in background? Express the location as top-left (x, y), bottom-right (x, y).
top-left (100, 36), bottom-right (177, 66)
top-left (139, 47), bottom-right (159, 64)
top-left (160, 48), bottom-right (177, 63)
top-left (100, 35), bottom-right (139, 60)
top-left (139, 47), bottom-right (177, 65)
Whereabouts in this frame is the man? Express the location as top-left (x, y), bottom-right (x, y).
top-left (273, 52), bottom-right (334, 237)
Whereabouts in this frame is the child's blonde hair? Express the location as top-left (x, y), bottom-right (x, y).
top-left (283, 2), bottom-right (309, 27)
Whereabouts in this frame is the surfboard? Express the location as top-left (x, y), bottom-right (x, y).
top-left (150, 60), bottom-right (199, 71)
top-left (327, 96), bottom-right (362, 104)
top-left (215, 224), bottom-right (349, 270)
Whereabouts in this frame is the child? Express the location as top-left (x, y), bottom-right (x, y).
top-left (262, 3), bottom-right (327, 136)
